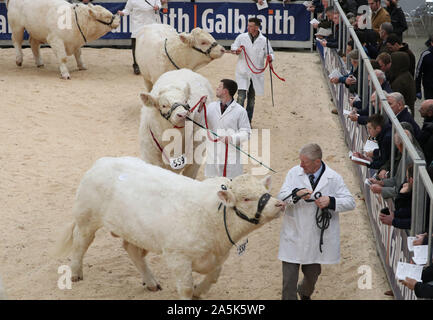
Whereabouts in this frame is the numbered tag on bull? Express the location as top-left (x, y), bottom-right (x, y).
top-left (169, 154), bottom-right (187, 170)
top-left (237, 239), bottom-right (248, 256)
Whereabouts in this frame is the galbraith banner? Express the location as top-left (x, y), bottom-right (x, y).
top-left (0, 1), bottom-right (311, 45)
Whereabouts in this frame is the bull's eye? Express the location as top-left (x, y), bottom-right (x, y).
top-left (163, 105), bottom-right (169, 109)
top-left (201, 41), bottom-right (208, 46)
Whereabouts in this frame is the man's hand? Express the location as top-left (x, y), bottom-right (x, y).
top-left (379, 210), bottom-right (394, 226)
top-left (345, 76), bottom-right (357, 85)
top-left (368, 178), bottom-right (384, 186)
top-left (267, 54), bottom-right (273, 62)
top-left (232, 48), bottom-right (242, 55)
top-left (330, 77), bottom-right (339, 84)
top-left (370, 184), bottom-right (383, 194)
top-left (400, 182), bottom-right (410, 194)
top-left (377, 169), bottom-right (388, 180)
top-left (312, 22), bottom-right (319, 29)
top-left (413, 233), bottom-right (427, 246)
top-left (321, 39), bottom-right (327, 47)
top-left (348, 112), bottom-right (358, 122)
top-left (315, 196), bottom-right (330, 209)
top-left (307, 5), bottom-right (315, 12)
top-left (296, 189), bottom-right (312, 201)
top-left (400, 277), bottom-right (418, 290)
top-left (154, 5), bottom-right (160, 11)
top-left (258, 0), bottom-right (264, 5)
top-left (117, 10), bottom-right (124, 16)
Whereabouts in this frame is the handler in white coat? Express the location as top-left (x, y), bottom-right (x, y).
top-left (231, 17), bottom-right (274, 124)
top-left (118, 0), bottom-right (162, 74)
top-left (198, 79), bottom-right (251, 178)
top-left (278, 143), bottom-right (355, 300)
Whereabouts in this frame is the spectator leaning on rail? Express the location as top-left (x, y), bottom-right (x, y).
top-left (385, 33), bottom-right (416, 78)
top-left (311, 6), bottom-right (335, 31)
top-left (319, 11), bottom-right (340, 49)
top-left (277, 143), bottom-right (355, 300)
top-left (351, 113), bottom-right (392, 170)
top-left (231, 17), bottom-right (274, 125)
top-left (415, 35), bottom-right (433, 100)
top-left (329, 49), bottom-right (359, 95)
top-left (387, 92), bottom-right (421, 141)
top-left (377, 22), bottom-right (393, 54)
top-left (383, 0), bottom-right (407, 43)
top-left (389, 52), bottom-right (416, 115)
top-left (376, 52), bottom-right (392, 80)
top-left (368, 0), bottom-right (391, 35)
top-left (418, 99), bottom-right (433, 166)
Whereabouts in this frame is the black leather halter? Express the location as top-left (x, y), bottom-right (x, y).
top-left (192, 41), bottom-right (219, 57)
top-left (74, 5), bottom-right (118, 43)
top-left (160, 102), bottom-right (190, 121)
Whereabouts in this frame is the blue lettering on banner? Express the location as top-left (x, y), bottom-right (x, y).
top-left (0, 2), bottom-right (310, 41)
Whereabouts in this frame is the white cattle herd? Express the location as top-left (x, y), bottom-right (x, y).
top-left (2, 0), bottom-right (285, 300)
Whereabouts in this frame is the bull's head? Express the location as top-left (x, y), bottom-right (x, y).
top-left (218, 175), bottom-right (285, 225)
top-left (87, 3), bottom-right (121, 30)
top-left (179, 27), bottom-right (225, 60)
top-left (140, 84), bottom-right (192, 127)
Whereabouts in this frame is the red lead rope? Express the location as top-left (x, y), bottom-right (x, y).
top-left (239, 45), bottom-right (286, 82)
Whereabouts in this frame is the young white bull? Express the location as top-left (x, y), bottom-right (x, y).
top-left (139, 68), bottom-right (213, 179)
top-left (55, 157), bottom-right (285, 299)
top-left (7, 0), bottom-right (120, 79)
top-left (135, 24), bottom-right (225, 92)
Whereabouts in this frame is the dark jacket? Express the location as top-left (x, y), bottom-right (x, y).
top-left (414, 265), bottom-right (433, 299)
top-left (396, 108), bottom-right (422, 142)
top-left (419, 119), bottom-right (433, 166)
top-left (369, 123), bottom-right (392, 169)
top-left (340, 0), bottom-right (358, 14)
top-left (398, 43), bottom-right (416, 78)
top-left (386, 5), bottom-right (408, 41)
top-left (415, 47), bottom-right (433, 94)
top-left (390, 52), bottom-right (416, 113)
top-left (392, 186), bottom-right (411, 229)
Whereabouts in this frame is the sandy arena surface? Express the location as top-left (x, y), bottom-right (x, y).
top-left (0, 46), bottom-right (393, 300)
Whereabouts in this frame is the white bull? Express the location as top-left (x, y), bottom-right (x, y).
top-left (135, 24), bottom-right (225, 92)
top-left (139, 68), bottom-right (213, 179)
top-left (55, 157), bottom-right (285, 299)
top-left (7, 0), bottom-right (120, 79)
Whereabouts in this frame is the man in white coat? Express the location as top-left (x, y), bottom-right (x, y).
top-left (231, 17), bottom-right (274, 124)
top-left (198, 79), bottom-right (251, 178)
top-left (278, 143), bottom-right (355, 300)
top-left (118, 0), bottom-right (161, 74)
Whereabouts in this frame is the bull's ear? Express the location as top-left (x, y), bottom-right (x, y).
top-left (179, 32), bottom-right (193, 46)
top-left (217, 190), bottom-right (236, 208)
top-left (140, 93), bottom-right (159, 108)
top-left (261, 175), bottom-right (272, 191)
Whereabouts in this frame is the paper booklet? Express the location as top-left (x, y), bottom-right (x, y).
top-left (310, 18), bottom-right (320, 25)
top-left (349, 151), bottom-right (371, 165)
top-left (256, 0), bottom-right (268, 10)
top-left (363, 139), bottom-right (378, 153)
top-left (407, 237), bottom-right (416, 252)
top-left (328, 69), bottom-right (342, 79)
top-left (396, 262), bottom-right (423, 282)
top-left (413, 245), bottom-right (428, 265)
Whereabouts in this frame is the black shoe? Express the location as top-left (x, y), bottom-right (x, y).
top-left (133, 64), bottom-right (140, 75)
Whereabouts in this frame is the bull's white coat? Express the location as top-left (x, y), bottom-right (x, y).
top-left (135, 24), bottom-right (225, 91)
top-left (7, 0), bottom-right (120, 79)
top-left (139, 68), bottom-right (214, 179)
top-left (55, 156), bottom-right (284, 299)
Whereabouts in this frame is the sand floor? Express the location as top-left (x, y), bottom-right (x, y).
top-left (0, 46), bottom-right (392, 299)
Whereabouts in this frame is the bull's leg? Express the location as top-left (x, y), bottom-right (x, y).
top-left (70, 223), bottom-right (98, 282)
top-left (29, 36), bottom-right (43, 67)
top-left (11, 27), bottom-right (25, 67)
top-left (163, 252), bottom-right (194, 300)
top-left (74, 48), bottom-right (87, 71)
top-left (193, 266), bottom-right (222, 298)
top-left (122, 240), bottom-right (160, 291)
top-left (47, 35), bottom-right (70, 79)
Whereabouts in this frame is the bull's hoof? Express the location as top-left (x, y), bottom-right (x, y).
top-left (71, 275), bottom-right (83, 282)
top-left (145, 283), bottom-right (162, 292)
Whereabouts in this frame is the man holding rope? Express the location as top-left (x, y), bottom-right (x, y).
top-left (197, 79), bottom-right (251, 179)
top-left (277, 143), bottom-right (355, 300)
top-left (231, 17), bottom-right (274, 125)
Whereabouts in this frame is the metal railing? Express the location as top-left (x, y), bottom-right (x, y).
top-left (328, 0), bottom-right (433, 268)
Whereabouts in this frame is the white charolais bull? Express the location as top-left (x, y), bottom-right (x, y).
top-left (7, 0), bottom-right (120, 79)
top-left (139, 68), bottom-right (213, 179)
top-left (135, 24), bottom-right (225, 91)
top-left (55, 157), bottom-right (285, 299)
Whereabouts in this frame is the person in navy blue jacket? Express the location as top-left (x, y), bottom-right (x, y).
top-left (415, 35), bottom-right (433, 100)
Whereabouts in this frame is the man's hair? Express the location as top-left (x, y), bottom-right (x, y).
top-left (394, 129), bottom-right (412, 147)
top-left (387, 91), bottom-right (405, 106)
top-left (385, 33), bottom-right (402, 45)
top-left (374, 69), bottom-right (386, 81)
top-left (248, 17), bottom-right (261, 27)
top-left (325, 6), bottom-right (334, 13)
top-left (220, 79), bottom-right (238, 97)
top-left (299, 143), bottom-right (322, 161)
top-left (377, 52), bottom-right (391, 65)
top-left (367, 113), bottom-right (386, 128)
top-left (371, 59), bottom-right (381, 69)
top-left (380, 22), bottom-right (393, 35)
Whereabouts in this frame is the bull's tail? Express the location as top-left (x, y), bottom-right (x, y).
top-left (52, 222), bottom-right (76, 258)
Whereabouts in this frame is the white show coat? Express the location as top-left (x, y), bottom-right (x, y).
top-left (230, 32), bottom-right (274, 96)
top-left (199, 100), bottom-right (251, 178)
top-left (121, 0), bottom-right (162, 38)
top-left (277, 164), bottom-right (356, 265)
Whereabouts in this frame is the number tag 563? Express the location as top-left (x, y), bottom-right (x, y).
top-left (170, 154), bottom-right (187, 170)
